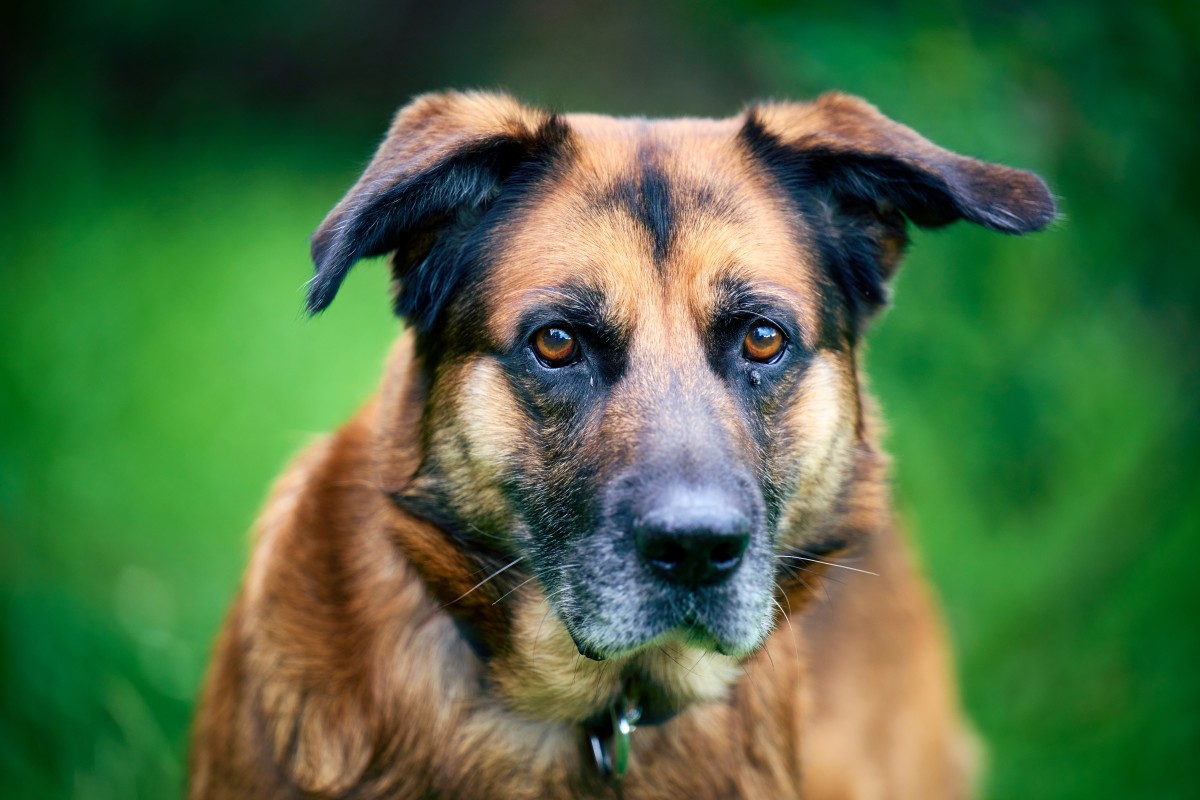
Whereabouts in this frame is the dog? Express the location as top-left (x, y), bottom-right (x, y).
top-left (188, 90), bottom-right (1054, 799)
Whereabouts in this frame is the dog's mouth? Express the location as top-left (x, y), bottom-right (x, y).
top-left (568, 611), bottom-right (735, 662)
top-left (486, 563), bottom-right (755, 726)
top-left (550, 563), bottom-right (777, 664)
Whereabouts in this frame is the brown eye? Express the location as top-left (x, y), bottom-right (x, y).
top-left (532, 326), bottom-right (579, 367)
top-left (743, 322), bottom-right (785, 363)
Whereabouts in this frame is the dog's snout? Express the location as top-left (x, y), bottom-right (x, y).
top-left (634, 487), bottom-right (751, 587)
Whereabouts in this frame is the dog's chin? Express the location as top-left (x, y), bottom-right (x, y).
top-left (492, 590), bottom-right (765, 724)
top-left (568, 619), bottom-right (764, 663)
top-left (587, 631), bottom-right (749, 720)
top-left (558, 580), bottom-right (777, 666)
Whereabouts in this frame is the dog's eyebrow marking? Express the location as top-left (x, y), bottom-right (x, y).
top-left (589, 136), bottom-right (738, 269)
top-left (587, 140), bottom-right (674, 265)
top-left (707, 272), bottom-right (814, 349)
top-left (508, 282), bottom-right (626, 343)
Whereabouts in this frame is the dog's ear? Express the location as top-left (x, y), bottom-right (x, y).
top-left (740, 92), bottom-right (1056, 322)
top-left (308, 91), bottom-right (568, 327)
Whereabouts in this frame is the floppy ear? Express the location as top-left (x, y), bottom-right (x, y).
top-left (308, 91), bottom-right (568, 328)
top-left (740, 92), bottom-right (1056, 322)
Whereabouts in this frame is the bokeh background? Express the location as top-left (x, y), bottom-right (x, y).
top-left (2, 0), bottom-right (1197, 797)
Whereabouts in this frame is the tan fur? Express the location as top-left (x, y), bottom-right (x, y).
top-left (187, 90), bottom-right (1053, 799)
top-left (485, 117), bottom-right (823, 346)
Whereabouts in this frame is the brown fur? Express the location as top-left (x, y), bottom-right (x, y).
top-left (190, 91), bottom-right (1053, 799)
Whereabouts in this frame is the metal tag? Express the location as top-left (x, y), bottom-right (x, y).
top-left (589, 694), bottom-right (641, 782)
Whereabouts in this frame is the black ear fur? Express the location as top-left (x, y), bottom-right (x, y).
top-left (307, 93), bottom-right (569, 330)
top-left (740, 94), bottom-right (1057, 324)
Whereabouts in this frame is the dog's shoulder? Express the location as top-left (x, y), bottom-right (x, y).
top-left (192, 402), bottom-right (439, 798)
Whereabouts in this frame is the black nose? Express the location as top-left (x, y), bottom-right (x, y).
top-left (634, 488), bottom-right (751, 587)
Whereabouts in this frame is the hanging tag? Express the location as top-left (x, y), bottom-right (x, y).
top-left (588, 693), bottom-right (641, 782)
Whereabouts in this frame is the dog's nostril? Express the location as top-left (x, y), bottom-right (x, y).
top-left (645, 538), bottom-right (688, 569)
top-left (710, 537), bottom-right (747, 568)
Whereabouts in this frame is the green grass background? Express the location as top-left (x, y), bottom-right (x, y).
top-left (1, 1), bottom-right (1197, 797)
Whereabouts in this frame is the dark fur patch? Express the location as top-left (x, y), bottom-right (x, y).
top-left (738, 110), bottom-right (1056, 329)
top-left (410, 156), bottom-right (586, 364)
top-left (590, 140), bottom-right (677, 265)
top-left (591, 139), bottom-right (740, 267)
top-left (634, 145), bottom-right (675, 263)
top-left (308, 115), bottom-right (570, 331)
top-left (737, 118), bottom-right (897, 327)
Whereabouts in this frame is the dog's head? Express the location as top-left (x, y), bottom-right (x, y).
top-left (309, 91), bottom-right (1053, 719)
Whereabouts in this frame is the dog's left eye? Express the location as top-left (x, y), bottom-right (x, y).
top-left (743, 322), bottom-right (786, 363)
top-left (532, 325), bottom-right (580, 367)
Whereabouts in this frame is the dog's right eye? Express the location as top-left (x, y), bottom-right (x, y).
top-left (532, 325), bottom-right (580, 367)
top-left (743, 322), bottom-right (786, 363)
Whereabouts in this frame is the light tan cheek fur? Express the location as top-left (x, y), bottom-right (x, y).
top-left (457, 358), bottom-right (527, 473)
top-left (425, 358), bottom-right (525, 527)
top-left (490, 591), bottom-right (743, 723)
top-left (774, 352), bottom-right (859, 547)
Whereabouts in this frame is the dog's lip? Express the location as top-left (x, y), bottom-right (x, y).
top-left (573, 636), bottom-right (609, 662)
top-left (675, 618), bottom-right (733, 654)
top-left (555, 572), bottom-right (771, 660)
top-left (567, 616), bottom-right (741, 662)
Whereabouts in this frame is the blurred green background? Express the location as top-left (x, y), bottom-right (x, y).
top-left (1, 0), bottom-right (1196, 797)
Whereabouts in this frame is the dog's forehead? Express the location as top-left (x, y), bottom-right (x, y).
top-left (481, 115), bottom-right (822, 345)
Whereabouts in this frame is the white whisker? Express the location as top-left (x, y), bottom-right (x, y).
top-left (491, 575), bottom-right (537, 605)
top-left (445, 556), bottom-right (523, 607)
top-left (771, 591), bottom-right (801, 660)
top-left (777, 554), bottom-right (877, 576)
